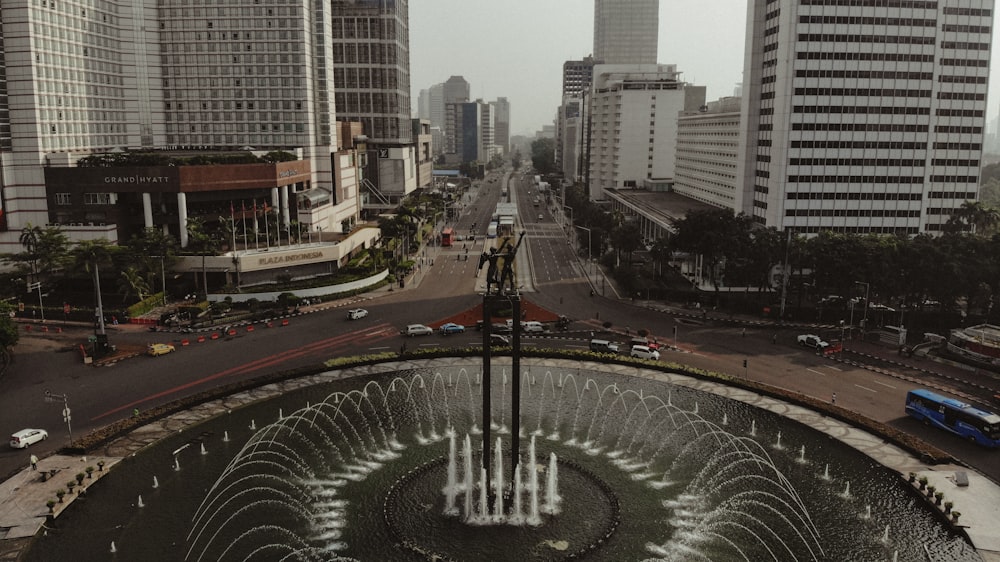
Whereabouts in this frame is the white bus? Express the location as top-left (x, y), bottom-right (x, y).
top-left (487, 222), bottom-right (498, 238)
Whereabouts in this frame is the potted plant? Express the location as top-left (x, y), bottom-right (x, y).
top-left (66, 481), bottom-right (75, 494)
top-left (926, 485), bottom-right (936, 498)
top-left (86, 466), bottom-right (94, 479)
top-left (951, 511), bottom-right (961, 524)
top-left (46, 500), bottom-right (56, 513)
top-left (934, 491), bottom-right (944, 505)
top-left (944, 501), bottom-right (954, 514)
top-left (97, 460), bottom-right (105, 471)
top-left (918, 476), bottom-right (928, 490)
top-left (55, 489), bottom-right (65, 503)
top-left (907, 472), bottom-right (916, 483)
top-left (75, 472), bottom-right (85, 486)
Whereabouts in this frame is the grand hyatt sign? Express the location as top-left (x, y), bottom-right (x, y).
top-left (104, 175), bottom-right (172, 184)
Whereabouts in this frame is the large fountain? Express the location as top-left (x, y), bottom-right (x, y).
top-left (24, 362), bottom-right (980, 561)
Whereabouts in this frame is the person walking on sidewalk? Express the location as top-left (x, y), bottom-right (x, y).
top-left (30, 454), bottom-right (38, 471)
top-left (831, 392), bottom-right (837, 405)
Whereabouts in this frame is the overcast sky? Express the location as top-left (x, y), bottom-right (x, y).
top-left (409, 1), bottom-right (1000, 137)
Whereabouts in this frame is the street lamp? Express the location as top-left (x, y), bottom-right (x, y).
top-left (855, 281), bottom-right (870, 332)
top-left (43, 390), bottom-right (73, 446)
top-left (563, 205), bottom-right (574, 228)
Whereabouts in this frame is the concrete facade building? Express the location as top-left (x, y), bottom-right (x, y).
top-left (738, 0), bottom-right (993, 235)
top-left (493, 97), bottom-right (511, 155)
top-left (332, 0), bottom-right (417, 209)
top-left (0, 0), bottom-right (351, 254)
top-left (593, 0), bottom-right (659, 65)
top-left (587, 64), bottom-right (705, 201)
top-left (674, 97), bottom-right (742, 210)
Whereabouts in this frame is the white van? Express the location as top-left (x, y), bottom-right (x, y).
top-left (589, 339), bottom-right (619, 353)
top-left (522, 321), bottom-right (544, 333)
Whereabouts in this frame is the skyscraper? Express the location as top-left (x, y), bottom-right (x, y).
top-left (738, 0), bottom-right (993, 235)
top-left (493, 98), bottom-right (511, 154)
top-left (0, 0), bottom-right (342, 250)
top-left (332, 0), bottom-right (412, 145)
top-left (593, 0), bottom-right (659, 65)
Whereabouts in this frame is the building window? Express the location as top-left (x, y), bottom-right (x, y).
top-left (54, 193), bottom-right (72, 205)
top-left (83, 193), bottom-right (114, 205)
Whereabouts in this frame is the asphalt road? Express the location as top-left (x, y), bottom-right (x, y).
top-left (2, 167), bottom-right (998, 486)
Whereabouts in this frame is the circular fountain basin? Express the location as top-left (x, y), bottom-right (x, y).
top-left (23, 360), bottom-right (981, 562)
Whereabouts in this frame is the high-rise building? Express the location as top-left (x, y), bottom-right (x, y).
top-left (593, 0), bottom-right (659, 65)
top-left (674, 97), bottom-right (742, 210)
top-left (0, 0), bottom-right (347, 252)
top-left (332, 0), bottom-right (412, 145)
top-left (738, 0), bottom-right (993, 235)
top-left (563, 57), bottom-right (600, 98)
top-left (493, 97), bottom-right (511, 155)
top-left (587, 64), bottom-right (704, 201)
top-left (332, 0), bottom-right (418, 206)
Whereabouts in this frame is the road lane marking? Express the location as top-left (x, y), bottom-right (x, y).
top-left (807, 368), bottom-right (826, 377)
top-left (873, 380), bottom-right (896, 389)
top-left (825, 365), bottom-right (843, 371)
top-left (855, 384), bottom-right (878, 393)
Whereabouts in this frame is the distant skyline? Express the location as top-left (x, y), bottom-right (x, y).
top-left (410, 1), bottom-right (1000, 137)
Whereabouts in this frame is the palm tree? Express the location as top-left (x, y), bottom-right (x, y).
top-left (18, 223), bottom-right (43, 279)
top-left (186, 217), bottom-right (219, 298)
top-left (72, 239), bottom-right (116, 337)
top-left (946, 201), bottom-right (1000, 235)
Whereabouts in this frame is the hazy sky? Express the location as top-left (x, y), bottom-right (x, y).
top-left (410, 1), bottom-right (1000, 137)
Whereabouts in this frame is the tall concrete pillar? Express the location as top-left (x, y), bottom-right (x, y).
top-left (177, 192), bottom-right (188, 248)
top-left (280, 185), bottom-right (290, 233)
top-left (142, 193), bottom-right (154, 228)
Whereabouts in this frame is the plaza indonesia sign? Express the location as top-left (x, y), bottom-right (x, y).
top-left (256, 250), bottom-right (325, 266)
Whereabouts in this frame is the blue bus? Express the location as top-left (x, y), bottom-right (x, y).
top-left (905, 389), bottom-right (1000, 448)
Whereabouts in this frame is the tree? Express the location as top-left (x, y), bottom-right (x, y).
top-left (118, 266), bottom-right (151, 303)
top-left (530, 138), bottom-right (557, 175)
top-left (945, 201), bottom-right (1000, 236)
top-left (186, 217), bottom-right (220, 298)
top-left (72, 239), bottom-right (117, 336)
top-left (670, 209), bottom-right (744, 292)
top-left (125, 228), bottom-right (178, 298)
top-left (0, 306), bottom-right (19, 368)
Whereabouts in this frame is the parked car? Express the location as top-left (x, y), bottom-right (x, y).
top-left (797, 334), bottom-right (829, 350)
top-left (492, 323), bottom-right (513, 334)
top-left (10, 428), bottom-right (48, 449)
top-left (147, 343), bottom-right (176, 357)
top-left (439, 322), bottom-right (466, 335)
top-left (403, 324), bottom-right (433, 337)
top-left (630, 345), bottom-right (660, 360)
top-left (347, 308), bottom-right (368, 320)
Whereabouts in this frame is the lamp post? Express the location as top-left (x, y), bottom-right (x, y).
top-left (563, 205), bottom-right (574, 228)
top-left (44, 390), bottom-right (73, 446)
top-left (855, 281), bottom-right (870, 332)
top-left (27, 281), bottom-right (44, 322)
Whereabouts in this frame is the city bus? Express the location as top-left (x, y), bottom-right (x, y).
top-left (904, 389), bottom-right (1000, 448)
top-left (441, 227), bottom-right (454, 247)
top-left (487, 222), bottom-right (498, 239)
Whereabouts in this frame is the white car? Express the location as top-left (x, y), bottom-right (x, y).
top-left (347, 308), bottom-right (368, 320)
top-left (403, 324), bottom-right (433, 337)
top-left (10, 428), bottom-right (48, 449)
top-left (630, 345), bottom-right (660, 360)
top-left (797, 334), bottom-right (829, 350)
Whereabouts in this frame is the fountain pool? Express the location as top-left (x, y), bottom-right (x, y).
top-left (24, 360), bottom-right (981, 561)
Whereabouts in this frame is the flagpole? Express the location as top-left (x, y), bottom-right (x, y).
top-left (241, 201), bottom-right (248, 251)
top-left (253, 199), bottom-right (259, 250)
top-left (264, 202), bottom-right (270, 249)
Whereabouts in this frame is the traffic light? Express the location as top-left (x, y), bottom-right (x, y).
top-left (742, 359), bottom-right (748, 368)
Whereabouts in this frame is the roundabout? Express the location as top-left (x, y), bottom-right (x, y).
top-left (19, 357), bottom-right (984, 562)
